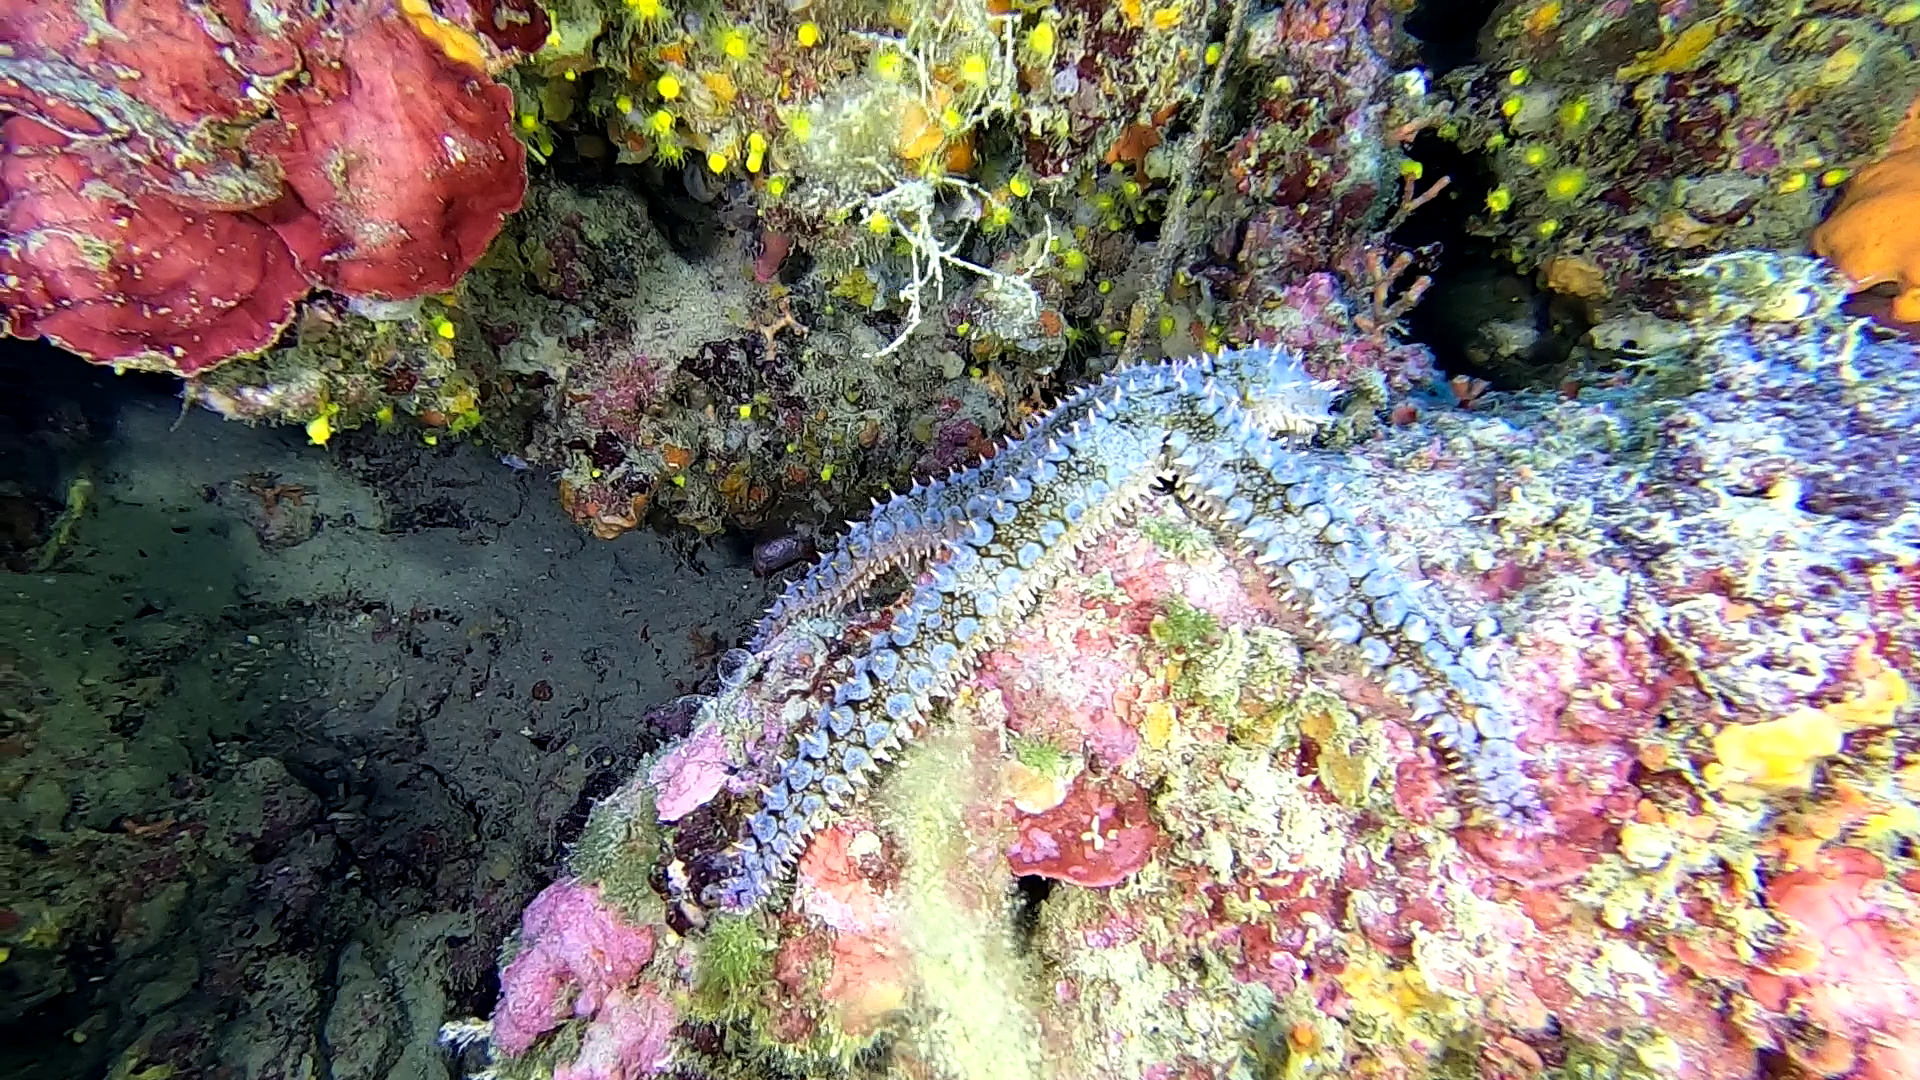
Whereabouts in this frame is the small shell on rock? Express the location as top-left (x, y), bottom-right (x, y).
top-left (752, 534), bottom-right (813, 576)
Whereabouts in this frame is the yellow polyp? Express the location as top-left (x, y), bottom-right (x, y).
top-left (1891, 1), bottom-right (1920, 24)
top-left (1544, 165), bottom-right (1587, 200)
top-left (1507, 67), bottom-right (1530, 86)
top-left (1818, 44), bottom-right (1864, 86)
top-left (707, 151), bottom-right (728, 174)
top-left (1204, 41), bottom-right (1222, 65)
top-left (1142, 700), bottom-right (1176, 749)
top-left (1711, 710), bottom-right (1845, 791)
top-left (959, 54), bottom-right (990, 86)
top-left (896, 98), bottom-right (946, 160)
top-left (1150, 5), bottom-right (1181, 31)
top-left (1558, 97), bottom-right (1589, 130)
top-left (1336, 951), bottom-right (1459, 1046)
top-left (1826, 642), bottom-right (1911, 729)
top-left (1777, 171), bottom-right (1808, 193)
top-left (1616, 821), bottom-right (1675, 869)
top-left (1618, 18), bottom-right (1720, 78)
top-left (435, 318), bottom-right (456, 339)
top-left (820, 464), bottom-right (836, 482)
top-left (873, 51), bottom-right (905, 81)
top-left (1027, 22), bottom-right (1057, 58)
top-left (625, 0), bottom-right (669, 22)
top-left (1485, 186), bottom-right (1512, 213)
top-left (656, 73), bottom-right (682, 99)
top-left (1009, 174), bottom-right (1032, 198)
top-left (649, 109), bottom-right (675, 135)
top-left (1499, 95), bottom-right (1523, 119)
top-left (1525, 0), bottom-right (1563, 35)
top-left (306, 403), bottom-right (340, 447)
top-left (737, 404), bottom-right (752, 419)
top-left (1818, 167), bottom-right (1849, 188)
top-left (399, 0), bottom-right (489, 71)
top-left (700, 71), bottom-right (737, 104)
top-left (718, 27), bottom-right (751, 62)
top-left (1399, 159), bottom-right (1424, 179)
top-left (796, 21), bottom-right (820, 47)
top-left (1860, 804), bottom-right (1920, 842)
top-left (1520, 143), bottom-right (1550, 167)
top-left (615, 94), bottom-right (634, 114)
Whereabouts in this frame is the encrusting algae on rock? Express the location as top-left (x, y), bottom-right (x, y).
top-left (444, 254), bottom-right (1920, 1080)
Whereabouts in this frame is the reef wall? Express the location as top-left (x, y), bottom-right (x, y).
top-left (453, 256), bottom-right (1920, 1080)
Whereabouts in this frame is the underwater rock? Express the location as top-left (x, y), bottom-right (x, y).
top-left (462, 256), bottom-right (1920, 1080)
top-left (1442, 0), bottom-right (1920, 327)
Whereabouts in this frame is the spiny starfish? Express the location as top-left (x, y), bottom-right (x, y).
top-left (723, 347), bottom-right (1545, 909)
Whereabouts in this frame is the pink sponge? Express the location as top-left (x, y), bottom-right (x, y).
top-left (491, 881), bottom-right (656, 1057)
top-left (553, 987), bottom-right (676, 1080)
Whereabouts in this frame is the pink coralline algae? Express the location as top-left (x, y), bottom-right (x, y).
top-left (1007, 777), bottom-right (1161, 888)
top-left (491, 880), bottom-right (659, 1058)
top-left (1753, 848), bottom-right (1920, 1080)
top-left (648, 719), bottom-right (734, 823)
top-left (0, 0), bottom-right (526, 373)
top-left (552, 987), bottom-right (676, 1080)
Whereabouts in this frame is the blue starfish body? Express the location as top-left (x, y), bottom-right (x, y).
top-left (722, 347), bottom-right (1544, 909)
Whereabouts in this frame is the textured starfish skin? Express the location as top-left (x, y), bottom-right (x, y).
top-left (722, 347), bottom-right (1545, 909)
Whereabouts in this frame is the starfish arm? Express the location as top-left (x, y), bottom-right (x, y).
top-left (747, 362), bottom-right (1210, 648)
top-left (1166, 394), bottom-right (1547, 827)
top-left (723, 376), bottom-right (1177, 907)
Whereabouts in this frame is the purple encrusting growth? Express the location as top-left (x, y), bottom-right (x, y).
top-left (723, 346), bottom-right (1546, 908)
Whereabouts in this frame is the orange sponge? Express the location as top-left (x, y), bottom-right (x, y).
top-left (1814, 98), bottom-right (1920, 322)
